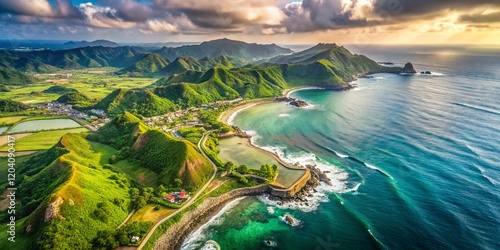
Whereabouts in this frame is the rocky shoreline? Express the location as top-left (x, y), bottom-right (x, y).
top-left (153, 165), bottom-right (332, 250)
top-left (267, 164), bottom-right (331, 206)
top-left (275, 96), bottom-right (310, 108)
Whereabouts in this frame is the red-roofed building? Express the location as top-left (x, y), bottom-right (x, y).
top-left (179, 190), bottom-right (187, 199)
top-left (163, 194), bottom-right (175, 202)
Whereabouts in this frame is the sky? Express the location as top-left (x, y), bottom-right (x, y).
top-left (0, 0), bottom-right (499, 45)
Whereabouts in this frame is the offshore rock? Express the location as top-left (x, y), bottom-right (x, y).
top-left (401, 62), bottom-right (417, 73)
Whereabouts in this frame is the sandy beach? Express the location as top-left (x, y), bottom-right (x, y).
top-left (219, 86), bottom-right (324, 125)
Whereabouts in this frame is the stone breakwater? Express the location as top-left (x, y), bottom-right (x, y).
top-left (153, 185), bottom-right (270, 250)
top-left (152, 166), bottom-right (331, 250)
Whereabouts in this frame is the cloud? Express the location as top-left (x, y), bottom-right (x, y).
top-left (152, 0), bottom-right (285, 29)
top-left (99, 0), bottom-right (153, 22)
top-left (459, 12), bottom-right (500, 24)
top-left (0, 0), bottom-right (81, 18)
top-left (1, 0), bottom-right (500, 39)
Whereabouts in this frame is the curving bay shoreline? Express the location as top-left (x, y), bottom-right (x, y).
top-left (154, 87), bottom-right (324, 250)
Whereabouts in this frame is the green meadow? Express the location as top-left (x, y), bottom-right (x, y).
top-left (0, 68), bottom-right (158, 104)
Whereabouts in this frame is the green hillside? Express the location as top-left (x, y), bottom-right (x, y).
top-left (94, 88), bottom-right (178, 117)
top-left (56, 92), bottom-right (93, 106)
top-left (131, 129), bottom-right (213, 190)
top-left (0, 111), bottom-right (214, 249)
top-left (0, 67), bottom-right (36, 85)
top-left (163, 56), bottom-right (204, 75)
top-left (93, 112), bottom-right (213, 190)
top-left (155, 38), bottom-right (293, 62)
top-left (43, 85), bottom-right (78, 94)
top-left (119, 53), bottom-right (170, 75)
top-left (0, 99), bottom-right (30, 112)
top-left (0, 132), bottom-right (132, 250)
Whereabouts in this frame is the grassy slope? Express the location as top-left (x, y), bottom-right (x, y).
top-left (132, 129), bottom-right (213, 191)
top-left (0, 132), bottom-right (132, 250)
top-left (94, 88), bottom-right (178, 117)
top-left (120, 53), bottom-right (170, 75)
top-left (95, 112), bottom-right (213, 190)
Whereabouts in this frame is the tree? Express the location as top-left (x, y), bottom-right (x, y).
top-left (174, 178), bottom-right (183, 188)
top-left (155, 184), bottom-right (166, 197)
top-left (109, 155), bottom-right (117, 164)
top-left (135, 196), bottom-right (147, 209)
top-left (129, 188), bottom-right (139, 198)
top-left (224, 161), bottom-right (234, 171)
top-left (237, 165), bottom-right (250, 174)
top-left (238, 176), bottom-right (249, 184)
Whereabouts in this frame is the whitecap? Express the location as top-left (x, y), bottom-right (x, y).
top-left (352, 87), bottom-right (371, 92)
top-left (278, 113), bottom-right (290, 117)
top-left (364, 163), bottom-right (394, 180)
top-left (181, 197), bottom-right (246, 250)
top-left (334, 151), bottom-right (349, 158)
top-left (279, 213), bottom-right (302, 227)
top-left (267, 206), bottom-right (275, 214)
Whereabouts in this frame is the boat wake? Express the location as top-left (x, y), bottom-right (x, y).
top-left (278, 113), bottom-right (290, 117)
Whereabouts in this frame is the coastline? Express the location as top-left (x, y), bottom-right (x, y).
top-left (219, 86), bottom-right (325, 124)
top-left (154, 86), bottom-right (326, 249)
top-left (153, 185), bottom-right (270, 250)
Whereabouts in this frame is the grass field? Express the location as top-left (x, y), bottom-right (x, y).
top-left (113, 159), bottom-right (159, 187)
top-left (0, 116), bottom-right (27, 125)
top-left (129, 204), bottom-right (175, 224)
top-left (0, 127), bottom-right (88, 151)
top-left (0, 68), bottom-right (159, 104)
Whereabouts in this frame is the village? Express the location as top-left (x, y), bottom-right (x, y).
top-left (144, 97), bottom-right (242, 132)
top-left (36, 101), bottom-right (110, 129)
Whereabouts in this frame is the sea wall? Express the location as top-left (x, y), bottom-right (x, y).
top-left (269, 169), bottom-right (311, 198)
top-left (153, 185), bottom-right (269, 250)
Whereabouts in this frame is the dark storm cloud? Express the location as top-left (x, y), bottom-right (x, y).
top-left (373, 0), bottom-right (500, 17)
top-left (459, 12), bottom-right (500, 24)
top-left (1, 0), bottom-right (500, 36)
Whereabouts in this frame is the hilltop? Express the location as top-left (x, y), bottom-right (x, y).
top-left (0, 111), bottom-right (214, 249)
top-left (154, 38), bottom-right (292, 62)
top-left (93, 88), bottom-right (178, 117)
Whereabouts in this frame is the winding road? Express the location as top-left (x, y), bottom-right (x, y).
top-left (137, 132), bottom-right (217, 250)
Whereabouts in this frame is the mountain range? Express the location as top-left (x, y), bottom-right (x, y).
top-left (0, 38), bottom-right (402, 115)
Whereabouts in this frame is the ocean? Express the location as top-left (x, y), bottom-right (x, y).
top-left (181, 45), bottom-right (500, 250)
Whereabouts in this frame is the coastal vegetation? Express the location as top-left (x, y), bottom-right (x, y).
top-left (0, 38), bottom-right (407, 250)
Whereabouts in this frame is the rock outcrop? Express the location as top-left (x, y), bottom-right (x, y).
top-left (44, 196), bottom-right (64, 222)
top-left (289, 100), bottom-right (309, 108)
top-left (285, 215), bottom-right (295, 225)
top-left (275, 96), bottom-right (310, 108)
top-left (401, 62), bottom-right (417, 74)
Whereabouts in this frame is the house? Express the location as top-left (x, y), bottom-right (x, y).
top-left (163, 194), bottom-right (175, 202)
top-left (131, 236), bottom-right (140, 243)
top-left (179, 190), bottom-right (187, 199)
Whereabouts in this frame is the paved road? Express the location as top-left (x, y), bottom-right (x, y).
top-left (137, 132), bottom-right (217, 250)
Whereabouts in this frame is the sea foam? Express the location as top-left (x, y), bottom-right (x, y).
top-left (181, 197), bottom-right (246, 250)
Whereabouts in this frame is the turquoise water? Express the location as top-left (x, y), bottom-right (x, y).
top-left (9, 118), bottom-right (81, 133)
top-left (182, 46), bottom-right (500, 249)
